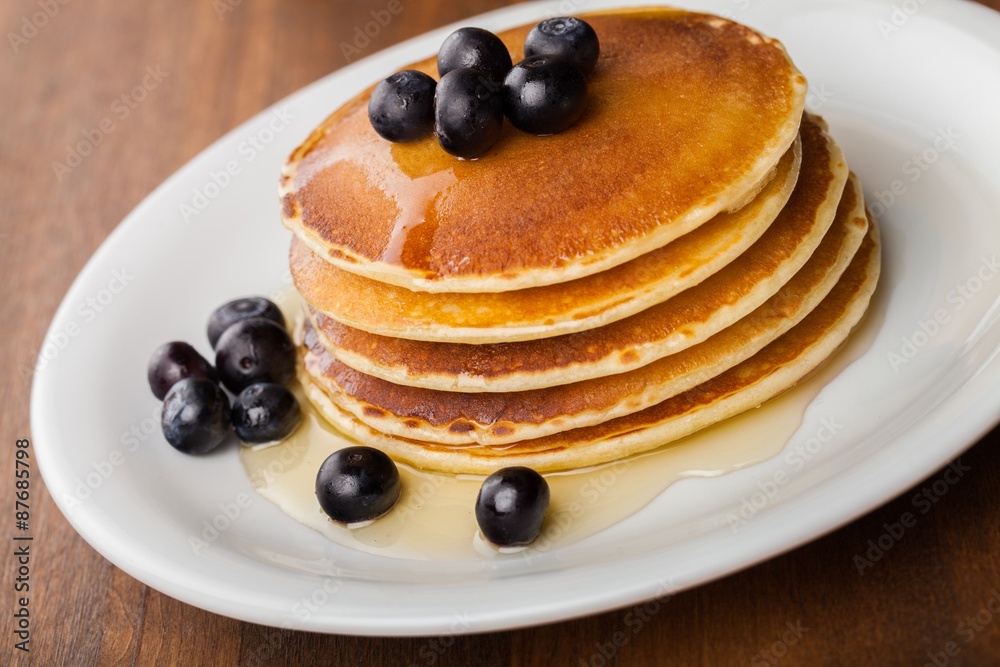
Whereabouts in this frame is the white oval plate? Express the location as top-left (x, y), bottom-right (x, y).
top-left (31, 0), bottom-right (1000, 636)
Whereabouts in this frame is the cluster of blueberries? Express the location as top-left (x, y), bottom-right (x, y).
top-left (147, 297), bottom-right (301, 454)
top-left (368, 17), bottom-right (600, 158)
top-left (147, 297), bottom-right (550, 545)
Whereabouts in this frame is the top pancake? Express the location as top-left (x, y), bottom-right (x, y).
top-left (280, 7), bottom-right (807, 293)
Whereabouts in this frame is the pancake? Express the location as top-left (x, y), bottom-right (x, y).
top-left (280, 8), bottom-right (807, 293)
top-left (298, 215), bottom-right (880, 473)
top-left (310, 114), bottom-right (847, 390)
top-left (291, 139), bottom-right (801, 344)
top-left (300, 173), bottom-right (867, 446)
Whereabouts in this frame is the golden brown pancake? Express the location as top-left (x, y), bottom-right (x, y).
top-left (300, 173), bottom-right (867, 446)
top-left (291, 140), bottom-right (801, 344)
top-left (298, 216), bottom-right (880, 473)
top-left (308, 114), bottom-right (847, 390)
top-left (280, 8), bottom-right (807, 292)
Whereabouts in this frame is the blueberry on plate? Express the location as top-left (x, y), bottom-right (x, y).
top-left (368, 70), bottom-right (437, 142)
top-left (316, 446), bottom-right (401, 525)
top-left (147, 341), bottom-right (218, 400)
top-left (207, 297), bottom-right (285, 349)
top-left (503, 55), bottom-right (588, 135)
top-left (231, 382), bottom-right (301, 445)
top-left (215, 318), bottom-right (295, 393)
top-left (161, 377), bottom-right (231, 454)
top-left (437, 27), bottom-right (513, 85)
top-left (475, 466), bottom-right (550, 547)
top-left (434, 67), bottom-right (505, 159)
top-left (524, 17), bottom-right (600, 77)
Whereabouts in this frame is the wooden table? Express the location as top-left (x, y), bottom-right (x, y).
top-left (4, 1), bottom-right (1000, 664)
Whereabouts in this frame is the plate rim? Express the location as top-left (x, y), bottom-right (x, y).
top-left (29, 0), bottom-right (1000, 636)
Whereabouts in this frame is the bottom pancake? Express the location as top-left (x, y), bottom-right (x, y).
top-left (298, 218), bottom-right (881, 473)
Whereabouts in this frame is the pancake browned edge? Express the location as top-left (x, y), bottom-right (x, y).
top-left (297, 215), bottom-right (879, 473)
top-left (301, 174), bottom-right (869, 447)
top-left (280, 8), bottom-right (807, 293)
top-left (290, 140), bottom-right (802, 343)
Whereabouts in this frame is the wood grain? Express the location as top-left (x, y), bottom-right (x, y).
top-left (3, 1), bottom-right (1000, 665)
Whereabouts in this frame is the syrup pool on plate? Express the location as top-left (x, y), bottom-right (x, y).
top-left (240, 293), bottom-right (881, 561)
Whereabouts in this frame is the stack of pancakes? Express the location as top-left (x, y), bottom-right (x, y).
top-left (280, 8), bottom-right (880, 474)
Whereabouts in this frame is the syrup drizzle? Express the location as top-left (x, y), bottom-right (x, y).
top-left (378, 168), bottom-right (456, 266)
top-left (295, 132), bottom-right (458, 270)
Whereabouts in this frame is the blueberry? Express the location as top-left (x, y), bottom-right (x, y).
top-left (524, 17), bottom-right (600, 77)
top-left (475, 467), bottom-right (549, 547)
top-left (316, 446), bottom-right (402, 524)
top-left (207, 297), bottom-right (285, 349)
top-left (437, 27), bottom-right (513, 85)
top-left (232, 382), bottom-right (302, 445)
top-left (161, 377), bottom-right (231, 454)
top-left (368, 70), bottom-right (437, 142)
top-left (434, 68), bottom-right (504, 158)
top-left (503, 55), bottom-right (588, 135)
top-left (215, 318), bottom-right (295, 393)
top-left (148, 341), bottom-right (218, 400)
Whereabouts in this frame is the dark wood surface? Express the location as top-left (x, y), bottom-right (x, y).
top-left (4, 1), bottom-right (1000, 665)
